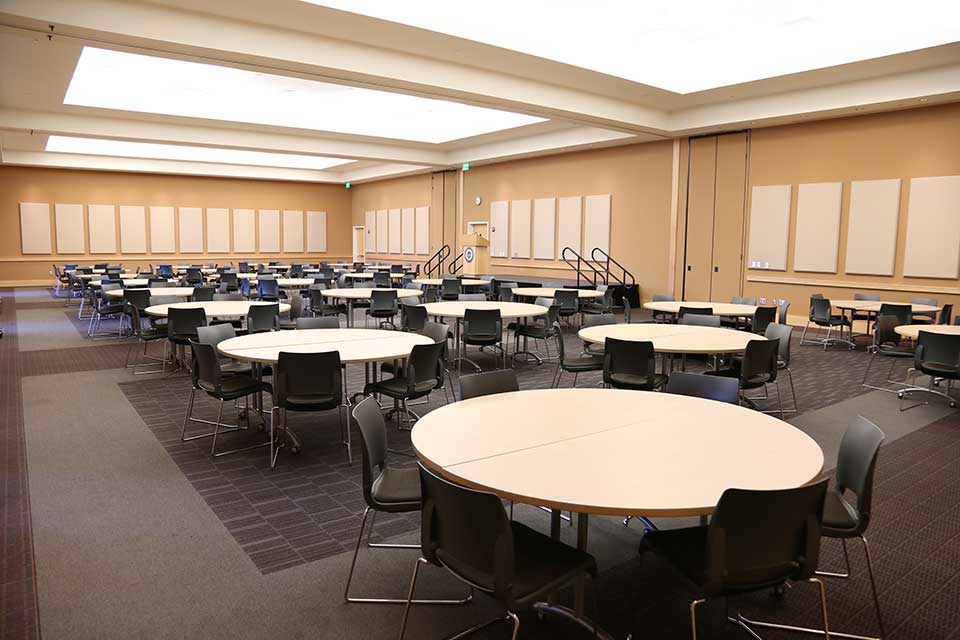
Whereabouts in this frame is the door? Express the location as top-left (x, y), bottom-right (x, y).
top-left (681, 132), bottom-right (748, 301)
top-left (352, 227), bottom-right (365, 262)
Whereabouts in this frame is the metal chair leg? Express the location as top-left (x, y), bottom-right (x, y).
top-left (732, 577), bottom-right (834, 639)
top-left (690, 598), bottom-right (705, 640)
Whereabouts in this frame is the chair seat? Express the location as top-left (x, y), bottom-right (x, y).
top-left (875, 344), bottom-right (914, 358)
top-left (704, 367), bottom-right (769, 390)
top-left (813, 315), bottom-right (851, 327)
top-left (919, 362), bottom-right (960, 378)
top-left (821, 489), bottom-right (860, 537)
top-left (562, 355), bottom-right (603, 373)
top-left (608, 372), bottom-right (667, 391)
top-left (169, 333), bottom-right (199, 346)
top-left (367, 309), bottom-right (398, 318)
top-left (280, 392), bottom-right (340, 411)
top-left (515, 325), bottom-right (551, 339)
top-left (365, 378), bottom-right (434, 400)
top-left (371, 465), bottom-right (421, 507)
top-left (463, 334), bottom-right (500, 346)
top-left (98, 304), bottom-right (125, 315)
top-left (199, 375), bottom-right (271, 401)
top-left (580, 303), bottom-right (609, 315)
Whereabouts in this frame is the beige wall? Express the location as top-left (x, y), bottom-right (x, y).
top-left (1, 166), bottom-right (353, 285)
top-left (460, 141), bottom-right (676, 298)
top-left (743, 103), bottom-right (960, 320)
top-left (349, 173), bottom-right (436, 267)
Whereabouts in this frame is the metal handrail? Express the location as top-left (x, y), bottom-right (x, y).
top-left (423, 244), bottom-right (451, 277)
top-left (449, 252), bottom-right (464, 274)
top-left (560, 246), bottom-right (602, 288)
top-left (590, 247), bottom-right (636, 287)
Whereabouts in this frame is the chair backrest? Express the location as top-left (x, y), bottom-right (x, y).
top-left (652, 293), bottom-right (675, 302)
top-left (751, 306), bottom-right (777, 333)
top-left (352, 397), bottom-right (390, 505)
top-left (835, 416), bottom-right (885, 534)
top-left (196, 323), bottom-right (236, 346)
top-left (877, 303), bottom-right (911, 327)
top-left (810, 297), bottom-right (833, 322)
top-left (246, 303), bottom-right (279, 333)
top-left (192, 286), bottom-right (216, 302)
top-left (498, 282), bottom-right (518, 302)
top-left (854, 293), bottom-right (881, 301)
top-left (463, 308), bottom-right (502, 338)
top-left (679, 314), bottom-right (721, 327)
top-left (373, 271), bottom-right (391, 287)
top-left (731, 296), bottom-right (757, 305)
top-left (666, 371), bottom-right (739, 404)
top-left (168, 306), bottom-right (207, 338)
top-left (221, 272), bottom-right (239, 288)
top-left (189, 340), bottom-right (223, 392)
top-left (441, 278), bottom-right (461, 297)
top-left (679, 306), bottom-right (712, 318)
top-left (763, 323), bottom-right (793, 366)
top-left (582, 313), bottom-right (616, 328)
top-left (459, 370), bottom-right (519, 400)
top-left (123, 288), bottom-right (152, 311)
top-left (258, 279), bottom-right (280, 300)
top-left (911, 297), bottom-right (938, 306)
top-left (939, 303), bottom-right (954, 325)
top-left (296, 316), bottom-right (339, 329)
top-left (213, 292), bottom-right (244, 301)
top-left (873, 314), bottom-right (903, 348)
top-left (554, 289), bottom-right (579, 311)
top-left (422, 320), bottom-right (450, 345)
top-left (916, 331), bottom-right (960, 371)
top-left (457, 293), bottom-right (486, 301)
top-left (401, 304), bottom-right (428, 331)
top-left (778, 300), bottom-right (791, 324)
top-left (740, 338), bottom-right (779, 384)
top-left (418, 463), bottom-right (513, 596)
top-left (370, 289), bottom-right (399, 312)
top-left (275, 350), bottom-right (342, 406)
top-left (603, 338), bottom-right (657, 384)
top-left (238, 262), bottom-right (250, 273)
top-left (703, 480), bottom-right (829, 596)
top-left (406, 341), bottom-right (446, 391)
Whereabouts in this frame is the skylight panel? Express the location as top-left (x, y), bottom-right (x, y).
top-left (45, 136), bottom-right (352, 171)
top-left (64, 47), bottom-right (546, 143)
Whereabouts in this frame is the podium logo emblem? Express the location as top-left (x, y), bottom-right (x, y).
top-left (464, 247), bottom-right (475, 263)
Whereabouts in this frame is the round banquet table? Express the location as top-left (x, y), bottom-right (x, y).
top-left (579, 323), bottom-right (765, 354)
top-left (894, 324), bottom-right (960, 340)
top-left (218, 327), bottom-right (433, 365)
top-left (104, 287), bottom-right (195, 298)
top-left (144, 300), bottom-right (290, 318)
top-left (642, 300), bottom-right (757, 317)
top-left (73, 272), bottom-right (132, 280)
top-left (832, 300), bottom-right (941, 315)
top-left (239, 277), bottom-right (316, 287)
top-left (321, 288), bottom-right (422, 327)
top-left (413, 388), bottom-right (823, 631)
top-left (412, 278), bottom-right (487, 287)
top-left (343, 272), bottom-right (405, 280)
top-left (512, 287), bottom-right (604, 299)
top-left (421, 301), bottom-right (548, 364)
top-left (90, 278), bottom-right (152, 288)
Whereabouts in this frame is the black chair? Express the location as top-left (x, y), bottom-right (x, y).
top-left (876, 302), bottom-right (911, 327)
top-left (240, 278), bottom-right (255, 299)
top-left (900, 331), bottom-right (960, 409)
top-left (513, 304), bottom-right (560, 364)
top-left (213, 292), bottom-right (244, 301)
top-left (651, 293), bottom-right (675, 323)
top-left (603, 338), bottom-right (666, 391)
top-left (343, 394), bottom-right (475, 604)
top-left (366, 290), bottom-right (399, 329)
top-left (124, 303), bottom-right (167, 374)
top-left (459, 370), bottom-right (519, 401)
top-left (751, 306), bottom-right (777, 334)
top-left (373, 271), bottom-right (392, 288)
top-left (551, 322), bottom-right (602, 388)
top-left (817, 416), bottom-right (886, 639)
top-left (679, 306), bottom-right (712, 318)
top-left (580, 285), bottom-right (613, 316)
top-left (764, 323), bottom-right (799, 413)
top-left (862, 315), bottom-right (914, 392)
top-left (87, 283), bottom-right (126, 338)
top-left (938, 303), bottom-right (953, 325)
top-left (851, 293), bottom-right (881, 331)
top-left (164, 306), bottom-right (207, 376)
top-left (678, 313), bottom-right (721, 328)
top-left (554, 289), bottom-right (580, 325)
top-left (640, 480), bottom-right (830, 640)
top-left (459, 308), bottom-right (504, 373)
top-left (246, 303), bottom-right (279, 334)
top-left (801, 297), bottom-right (853, 349)
top-left (911, 297), bottom-right (938, 324)
top-left (184, 268), bottom-right (203, 286)
top-left (778, 299), bottom-right (791, 324)
top-left (722, 297), bottom-right (756, 330)
top-left (665, 371), bottom-right (739, 404)
top-left (272, 350), bottom-right (349, 467)
top-left (258, 278), bottom-right (280, 302)
top-left (192, 285), bottom-right (216, 302)
top-left (400, 303), bottom-right (428, 332)
top-left (440, 278), bottom-right (461, 301)
top-left (220, 272), bottom-right (239, 292)
top-left (398, 464), bottom-right (598, 640)
top-left (380, 321), bottom-right (454, 406)
top-left (309, 287), bottom-right (346, 318)
top-left (295, 316), bottom-right (339, 329)
top-left (365, 341), bottom-right (446, 429)
top-left (182, 340), bottom-right (270, 456)
top-left (707, 338), bottom-right (783, 416)
top-left (498, 283), bottom-right (517, 302)
top-left (580, 312), bottom-right (616, 357)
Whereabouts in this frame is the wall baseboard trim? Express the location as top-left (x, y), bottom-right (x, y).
top-left (747, 275), bottom-right (960, 296)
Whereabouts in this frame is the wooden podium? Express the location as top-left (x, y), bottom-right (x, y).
top-left (459, 233), bottom-right (489, 276)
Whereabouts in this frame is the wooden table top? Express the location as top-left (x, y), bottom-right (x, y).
top-left (320, 288), bottom-right (422, 300)
top-left (831, 300), bottom-right (941, 313)
top-left (104, 287), bottom-right (195, 298)
top-left (894, 324), bottom-right (960, 340)
top-left (144, 300), bottom-right (290, 318)
top-left (642, 301), bottom-right (758, 317)
top-left (512, 287), bottom-right (604, 299)
top-left (578, 323), bottom-right (766, 354)
top-left (421, 301), bottom-right (549, 320)
top-left (218, 328), bottom-right (433, 364)
top-left (413, 388), bottom-right (823, 517)
top-left (412, 278), bottom-right (488, 287)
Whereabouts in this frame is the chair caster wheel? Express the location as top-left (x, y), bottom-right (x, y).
top-left (772, 583), bottom-right (786, 598)
top-left (257, 423), bottom-right (265, 432)
top-left (897, 392), bottom-right (904, 399)
top-left (536, 609), bottom-right (545, 622)
top-left (952, 402), bottom-right (957, 408)
top-left (291, 446), bottom-right (301, 454)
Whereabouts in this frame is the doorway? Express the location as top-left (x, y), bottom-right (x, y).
top-left (352, 226), bottom-right (365, 263)
top-left (681, 132), bottom-right (749, 302)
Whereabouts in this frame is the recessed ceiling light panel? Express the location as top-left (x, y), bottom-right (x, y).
top-left (45, 135), bottom-right (352, 171)
top-left (64, 47), bottom-right (545, 144)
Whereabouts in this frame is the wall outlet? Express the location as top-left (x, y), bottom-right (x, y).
top-left (759, 297), bottom-right (767, 304)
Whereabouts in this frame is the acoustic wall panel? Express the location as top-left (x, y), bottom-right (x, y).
top-left (583, 194), bottom-right (611, 254)
top-left (510, 199), bottom-right (532, 259)
top-left (306, 211), bottom-right (327, 253)
top-left (747, 185), bottom-right (791, 271)
top-left (206, 208), bottom-right (230, 253)
top-left (557, 196), bottom-right (582, 255)
top-left (401, 207), bottom-right (415, 254)
top-left (532, 198), bottom-right (556, 260)
top-left (845, 179), bottom-right (901, 276)
top-left (178, 207), bottom-right (204, 253)
top-left (54, 204), bottom-right (84, 254)
top-left (490, 201), bottom-right (508, 258)
top-left (19, 203), bottom-right (51, 254)
top-left (282, 210), bottom-right (304, 253)
top-left (388, 208), bottom-right (402, 254)
top-left (376, 210), bottom-right (389, 253)
top-left (150, 206), bottom-right (175, 253)
top-left (88, 204), bottom-right (117, 254)
top-left (258, 209), bottom-right (280, 252)
top-left (233, 209), bottom-right (256, 252)
top-left (119, 205), bottom-right (147, 253)
top-left (903, 175), bottom-right (960, 279)
top-left (415, 206), bottom-right (430, 255)
top-left (793, 182), bottom-right (842, 273)
top-left (364, 210), bottom-right (376, 252)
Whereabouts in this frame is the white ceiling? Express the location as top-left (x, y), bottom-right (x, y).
top-left (0, 0), bottom-right (958, 183)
